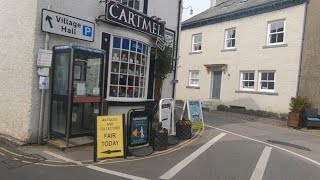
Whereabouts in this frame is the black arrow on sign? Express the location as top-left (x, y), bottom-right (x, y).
top-left (45, 15), bottom-right (53, 28)
top-left (101, 150), bottom-right (121, 154)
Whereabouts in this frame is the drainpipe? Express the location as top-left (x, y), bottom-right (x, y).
top-left (172, 0), bottom-right (182, 99)
top-left (296, 0), bottom-right (309, 97)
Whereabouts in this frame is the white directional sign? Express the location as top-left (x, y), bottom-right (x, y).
top-left (41, 9), bottom-right (95, 42)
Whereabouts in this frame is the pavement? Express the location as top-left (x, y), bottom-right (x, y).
top-left (1, 109), bottom-right (320, 180)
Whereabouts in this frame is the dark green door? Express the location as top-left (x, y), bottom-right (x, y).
top-left (211, 71), bottom-right (222, 99)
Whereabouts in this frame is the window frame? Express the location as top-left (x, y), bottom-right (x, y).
top-left (192, 33), bottom-right (202, 52)
top-left (267, 20), bottom-right (286, 46)
top-left (224, 28), bottom-right (236, 49)
top-left (107, 35), bottom-right (150, 102)
top-left (258, 71), bottom-right (276, 92)
top-left (240, 71), bottom-right (255, 91)
top-left (189, 70), bottom-right (200, 87)
top-left (115, 0), bottom-right (144, 11)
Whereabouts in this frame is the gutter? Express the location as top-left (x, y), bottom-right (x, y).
top-left (296, 0), bottom-right (309, 96)
top-left (172, 0), bottom-right (182, 99)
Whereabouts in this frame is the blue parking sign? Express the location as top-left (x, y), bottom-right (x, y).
top-left (83, 25), bottom-right (93, 37)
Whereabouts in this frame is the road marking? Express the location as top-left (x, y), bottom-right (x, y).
top-left (205, 124), bottom-right (320, 167)
top-left (97, 130), bottom-right (203, 165)
top-left (159, 133), bottom-right (226, 180)
top-left (21, 160), bottom-right (33, 164)
top-left (0, 147), bottom-right (22, 157)
top-left (250, 146), bottom-right (272, 180)
top-left (43, 151), bottom-right (82, 165)
top-left (87, 165), bottom-right (151, 180)
top-left (44, 151), bottom-right (150, 180)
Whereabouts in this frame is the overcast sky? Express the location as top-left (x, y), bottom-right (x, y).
top-left (182, 0), bottom-right (210, 21)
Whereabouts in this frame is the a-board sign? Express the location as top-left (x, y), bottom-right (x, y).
top-left (187, 100), bottom-right (204, 130)
top-left (41, 9), bottom-right (95, 42)
top-left (96, 115), bottom-right (124, 159)
top-left (128, 110), bottom-right (151, 147)
top-left (181, 100), bottom-right (204, 131)
top-left (159, 98), bottom-right (175, 135)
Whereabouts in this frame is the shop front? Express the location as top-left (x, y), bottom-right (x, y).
top-left (46, 0), bottom-right (172, 147)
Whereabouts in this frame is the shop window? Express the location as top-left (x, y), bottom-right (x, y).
top-left (115, 0), bottom-right (142, 10)
top-left (109, 36), bottom-right (149, 100)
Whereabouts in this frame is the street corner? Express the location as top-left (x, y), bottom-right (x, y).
top-left (0, 128), bottom-right (205, 169)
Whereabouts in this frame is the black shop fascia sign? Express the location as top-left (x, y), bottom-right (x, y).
top-left (105, 0), bottom-right (165, 39)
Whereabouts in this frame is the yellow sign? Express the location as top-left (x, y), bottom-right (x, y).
top-left (97, 115), bottom-right (124, 159)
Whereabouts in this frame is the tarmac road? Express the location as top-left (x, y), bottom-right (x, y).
top-left (1, 110), bottom-right (320, 180)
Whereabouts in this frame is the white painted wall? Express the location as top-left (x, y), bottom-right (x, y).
top-left (148, 0), bottom-right (180, 99)
top-left (0, 0), bottom-right (180, 143)
top-left (176, 4), bottom-right (306, 113)
top-left (0, 0), bottom-right (39, 142)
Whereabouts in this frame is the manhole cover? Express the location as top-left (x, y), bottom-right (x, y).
top-left (26, 154), bottom-right (47, 161)
top-left (267, 140), bottom-right (311, 151)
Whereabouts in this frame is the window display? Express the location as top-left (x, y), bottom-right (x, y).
top-left (109, 36), bottom-right (149, 100)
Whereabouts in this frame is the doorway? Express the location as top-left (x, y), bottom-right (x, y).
top-left (211, 71), bottom-right (222, 99)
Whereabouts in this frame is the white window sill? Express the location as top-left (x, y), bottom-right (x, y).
top-left (186, 86), bottom-right (200, 89)
top-left (189, 51), bottom-right (202, 55)
top-left (106, 97), bottom-right (147, 102)
top-left (221, 48), bottom-right (237, 52)
top-left (235, 90), bottom-right (279, 96)
top-left (240, 88), bottom-right (255, 92)
top-left (263, 43), bottom-right (288, 49)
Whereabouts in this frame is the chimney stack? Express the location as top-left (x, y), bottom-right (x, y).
top-left (211, 0), bottom-right (222, 7)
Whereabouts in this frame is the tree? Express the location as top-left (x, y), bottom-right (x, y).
top-left (154, 46), bottom-right (174, 100)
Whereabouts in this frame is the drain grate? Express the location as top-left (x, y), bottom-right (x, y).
top-left (0, 153), bottom-right (46, 169)
top-left (0, 159), bottom-right (31, 169)
top-left (267, 140), bottom-right (312, 151)
top-left (0, 155), bottom-right (9, 162)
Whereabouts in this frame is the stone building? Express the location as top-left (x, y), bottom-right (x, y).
top-left (176, 0), bottom-right (306, 113)
top-left (0, 0), bottom-right (181, 143)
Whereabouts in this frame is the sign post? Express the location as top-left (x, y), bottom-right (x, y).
top-left (95, 114), bottom-right (125, 161)
top-left (41, 9), bottom-right (95, 42)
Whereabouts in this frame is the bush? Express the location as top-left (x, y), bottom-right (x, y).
top-left (289, 96), bottom-right (310, 113)
top-left (279, 113), bottom-right (288, 120)
top-left (217, 105), bottom-right (228, 111)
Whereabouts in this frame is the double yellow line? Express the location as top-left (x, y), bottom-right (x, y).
top-left (0, 129), bottom-right (203, 167)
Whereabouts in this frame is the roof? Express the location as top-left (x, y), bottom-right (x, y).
top-left (182, 0), bottom-right (306, 30)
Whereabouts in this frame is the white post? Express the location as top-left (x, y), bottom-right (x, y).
top-left (38, 5), bottom-right (52, 145)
